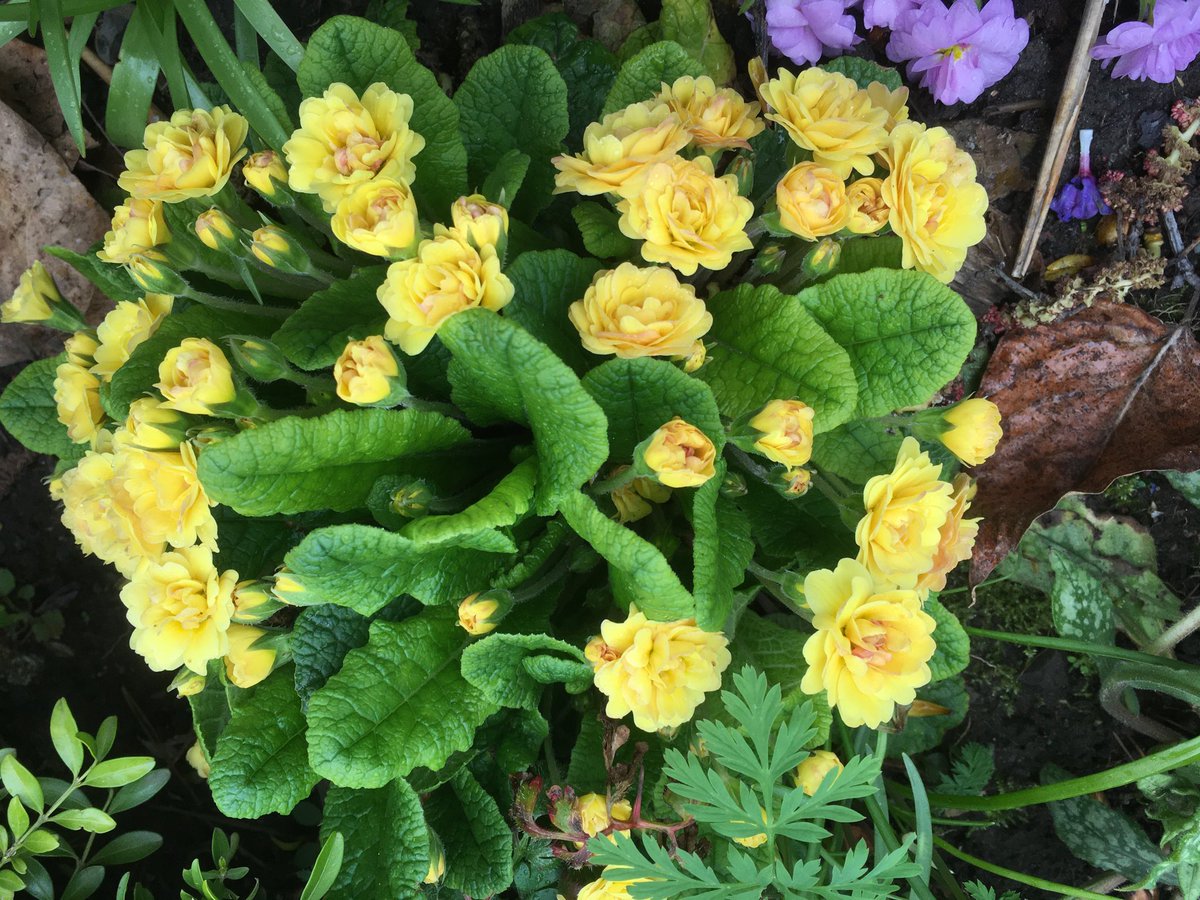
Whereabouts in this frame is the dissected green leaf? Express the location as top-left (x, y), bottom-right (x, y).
top-left (321, 780), bottom-right (429, 899)
top-left (603, 41), bottom-right (704, 115)
top-left (461, 632), bottom-right (590, 709)
top-left (503, 250), bottom-right (602, 375)
top-left (425, 769), bottom-right (515, 896)
top-left (271, 268), bottom-right (389, 371)
top-left (924, 597), bottom-right (969, 683)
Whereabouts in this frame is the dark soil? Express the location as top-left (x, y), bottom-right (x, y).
top-left (2, 0), bottom-right (1199, 896)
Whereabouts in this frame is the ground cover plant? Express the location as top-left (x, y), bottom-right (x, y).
top-left (0, 0), bottom-right (1198, 897)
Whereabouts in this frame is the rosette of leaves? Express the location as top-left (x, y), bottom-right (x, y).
top-left (0, 14), bottom-right (985, 897)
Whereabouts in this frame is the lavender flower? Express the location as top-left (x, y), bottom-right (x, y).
top-left (1049, 129), bottom-right (1112, 222)
top-left (862, 0), bottom-right (920, 29)
top-left (885, 0), bottom-right (1030, 105)
top-left (765, 0), bottom-right (861, 66)
top-left (1091, 0), bottom-right (1200, 84)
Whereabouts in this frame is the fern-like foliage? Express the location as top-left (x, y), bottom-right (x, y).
top-left (587, 667), bottom-right (921, 899)
top-left (935, 744), bottom-right (995, 796)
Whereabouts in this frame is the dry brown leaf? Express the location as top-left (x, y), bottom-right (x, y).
top-left (970, 301), bottom-right (1200, 583)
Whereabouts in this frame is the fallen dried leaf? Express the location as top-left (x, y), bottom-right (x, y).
top-left (971, 301), bottom-right (1200, 583)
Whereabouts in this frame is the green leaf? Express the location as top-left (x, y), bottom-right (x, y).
top-left (691, 471), bottom-right (753, 631)
top-left (45, 245), bottom-right (141, 302)
top-left (50, 699), bottom-right (84, 776)
top-left (503, 249), bottom-right (602, 375)
top-left (239, 59), bottom-right (295, 135)
top-left (1, 756), bottom-right (43, 811)
top-left (572, 202), bottom-right (637, 259)
top-left (198, 409), bottom-right (472, 516)
top-left (890, 677), bottom-right (968, 758)
top-left (271, 268), bottom-right (389, 370)
top-left (823, 56), bottom-right (903, 91)
top-left (461, 632), bottom-right (590, 709)
top-left (306, 610), bottom-right (499, 787)
top-left (209, 669), bottom-right (318, 818)
top-left (1165, 469), bottom-right (1200, 507)
top-left (505, 12), bottom-right (580, 57)
top-left (454, 44), bottom-right (568, 220)
top-left (583, 357), bottom-right (724, 459)
top-left (660, 0), bottom-right (733, 84)
top-left (83, 756), bottom-right (155, 788)
top-left (212, 511), bottom-right (297, 579)
top-left (0, 355), bottom-right (74, 458)
top-left (188, 667), bottom-right (231, 758)
top-left (1049, 549), bottom-right (1116, 644)
top-left (810, 419), bottom-right (904, 484)
top-left (794, 270), bottom-right (977, 417)
top-left (105, 4), bottom-right (160, 148)
top-left (603, 41), bottom-right (704, 115)
top-left (425, 769), bottom-right (515, 896)
top-left (292, 605), bottom-right (374, 707)
top-left (481, 148), bottom-right (532, 208)
top-left (301, 831), bottom-right (345, 900)
top-left (559, 491), bottom-right (694, 620)
top-left (283, 524), bottom-right (509, 613)
top-left (439, 309), bottom-right (608, 515)
top-left (925, 597), bottom-right (969, 683)
top-left (699, 283), bottom-right (858, 430)
top-left (61, 865), bottom-right (104, 900)
top-left (557, 39), bottom-right (620, 145)
top-left (22, 829), bottom-right (59, 854)
top-left (321, 781), bottom-right (429, 899)
top-left (88, 830), bottom-right (164, 867)
top-left (402, 457), bottom-right (537, 551)
top-left (824, 235), bottom-right (904, 278)
top-left (107, 769), bottom-right (169, 815)
top-left (52, 808), bottom-right (116, 833)
top-left (298, 16), bottom-right (468, 214)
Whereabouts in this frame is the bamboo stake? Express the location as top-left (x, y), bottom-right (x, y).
top-left (1010, 0), bottom-right (1110, 279)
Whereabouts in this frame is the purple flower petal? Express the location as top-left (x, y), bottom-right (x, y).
top-left (765, 0), bottom-right (861, 65)
top-left (1091, 0), bottom-right (1200, 83)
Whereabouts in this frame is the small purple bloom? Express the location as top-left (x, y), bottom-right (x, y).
top-left (1091, 0), bottom-right (1200, 84)
top-left (862, 0), bottom-right (920, 29)
top-left (885, 0), bottom-right (1030, 105)
top-left (1050, 129), bottom-right (1112, 222)
top-left (765, 0), bottom-right (861, 66)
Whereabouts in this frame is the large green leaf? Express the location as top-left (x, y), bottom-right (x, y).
top-left (559, 491), bottom-right (694, 620)
top-left (306, 610), bottom-right (499, 787)
top-left (439, 309), bottom-right (608, 515)
top-left (810, 419), bottom-right (904, 484)
top-left (1049, 549), bottom-right (1116, 645)
top-left (283, 524), bottom-right (510, 613)
top-left (572, 203), bottom-right (637, 261)
top-left (659, 0), bottom-right (733, 84)
top-left (460, 632), bottom-right (590, 710)
top-left (46, 246), bottom-right (141, 302)
top-left (737, 478), bottom-right (853, 569)
top-left (212, 510), bottom-right (297, 580)
top-left (402, 456), bottom-right (537, 551)
top-left (603, 41), bottom-right (704, 114)
top-left (582, 357), bottom-right (724, 460)
top-left (425, 769), bottom-right (514, 896)
top-left (292, 605), bottom-right (373, 707)
top-left (197, 409), bottom-right (471, 516)
top-left (208, 669), bottom-right (318, 818)
top-left (794, 269), bottom-right (976, 417)
top-left (691, 467), bottom-right (753, 631)
top-left (297, 16), bottom-right (467, 214)
top-left (699, 283), bottom-right (857, 430)
top-left (0, 355), bottom-right (76, 458)
top-left (453, 44), bottom-right (568, 220)
top-left (271, 268), bottom-right (389, 371)
top-left (822, 57), bottom-right (903, 91)
top-left (503, 250), bottom-right (601, 374)
top-left (924, 596), bottom-right (969, 683)
top-left (188, 667), bottom-right (231, 758)
top-left (321, 781), bottom-right (429, 899)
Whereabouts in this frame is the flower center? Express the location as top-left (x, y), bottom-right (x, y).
top-left (939, 44), bottom-right (968, 61)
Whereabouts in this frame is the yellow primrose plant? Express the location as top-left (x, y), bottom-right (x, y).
top-left (0, 12), bottom-right (1014, 896)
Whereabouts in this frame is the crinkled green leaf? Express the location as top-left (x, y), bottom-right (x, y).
top-left (821, 235), bottom-right (904, 279)
top-left (503, 250), bottom-right (601, 375)
top-left (306, 610), bottom-right (499, 787)
top-left (46, 245), bottom-right (141, 302)
top-left (188, 664), bottom-right (231, 758)
top-left (660, 0), bottom-right (733, 84)
top-left (0, 355), bottom-right (75, 458)
top-left (559, 491), bottom-right (694, 620)
top-left (321, 781), bottom-right (429, 899)
top-left (454, 44), bottom-right (568, 220)
top-left (209, 668), bottom-right (318, 818)
top-left (822, 56), bottom-right (903, 91)
top-left (271, 268), bottom-right (389, 371)
top-left (461, 632), bottom-right (589, 710)
top-left (425, 769), bottom-right (515, 896)
top-left (691, 467), bottom-right (753, 631)
top-left (572, 202), bottom-right (637, 260)
top-left (557, 39), bottom-right (620, 144)
top-left (583, 357), bottom-right (724, 459)
top-left (212, 511), bottom-right (297, 580)
top-left (292, 605), bottom-right (373, 707)
top-left (736, 477), bottom-right (853, 569)
top-left (198, 409), bottom-right (472, 516)
top-left (298, 16), bottom-right (467, 214)
top-left (1049, 549), bottom-right (1116, 645)
top-left (925, 597), bottom-right (969, 683)
top-left (811, 419), bottom-right (904, 484)
top-left (402, 456), bottom-right (536, 550)
top-left (603, 41), bottom-right (704, 115)
top-left (505, 12), bottom-right (580, 57)
top-left (439, 309), bottom-right (608, 514)
top-left (283, 524), bottom-right (510, 613)
top-left (794, 269), bottom-right (976, 417)
top-left (481, 148), bottom-right (531, 208)
top-left (700, 283), bottom-right (857, 430)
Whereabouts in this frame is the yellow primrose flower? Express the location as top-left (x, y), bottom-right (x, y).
top-left (656, 75), bottom-right (765, 150)
top-left (64, 330), bottom-right (98, 367)
top-left (643, 418), bottom-right (717, 489)
top-left (119, 107), bottom-right (249, 202)
top-left (577, 793), bottom-right (633, 837)
top-left (569, 263), bottom-right (712, 360)
top-left (800, 558), bottom-right (936, 728)
top-left (98, 198), bottom-right (170, 264)
top-left (57, 450), bottom-right (158, 576)
top-left (865, 82), bottom-right (911, 133)
top-left (284, 82), bottom-right (426, 212)
top-left (115, 442), bottom-right (218, 552)
top-left (91, 295), bottom-right (173, 381)
top-left (553, 100), bottom-right (689, 196)
top-left (224, 624), bottom-right (277, 688)
top-left (186, 741), bottom-right (210, 779)
top-left (451, 194), bottom-right (509, 250)
top-left (760, 68), bottom-right (890, 179)
top-left (585, 606), bottom-right (730, 732)
top-left (611, 471), bottom-right (671, 523)
top-left (748, 399), bottom-right (815, 468)
top-left (915, 474), bottom-right (980, 596)
top-left (776, 163), bottom-right (851, 241)
top-left (54, 360), bottom-right (105, 445)
top-left (3, 262), bottom-right (53, 323)
top-left (334, 335), bottom-right (403, 405)
top-left (241, 150), bottom-right (288, 197)
top-left (880, 121), bottom-right (988, 283)
top-left (377, 226), bottom-right (514, 355)
top-left (855, 437), bottom-right (955, 589)
top-left (616, 155), bottom-right (754, 275)
top-left (846, 177), bottom-right (890, 234)
top-left (114, 397), bottom-right (188, 451)
top-left (120, 545), bottom-right (237, 674)
top-left (794, 751), bottom-right (843, 796)
top-left (156, 337), bottom-right (237, 415)
top-left (578, 878), bottom-right (645, 900)
top-left (331, 178), bottom-right (420, 258)
top-left (939, 398), bottom-right (1003, 466)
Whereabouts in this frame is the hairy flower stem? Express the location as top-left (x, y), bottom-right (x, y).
top-left (1147, 601), bottom-right (1200, 655)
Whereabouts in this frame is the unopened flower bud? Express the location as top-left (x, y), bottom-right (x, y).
top-left (242, 150), bottom-right (289, 199)
top-left (738, 399), bottom-right (815, 468)
top-left (64, 329), bottom-right (99, 367)
top-left (390, 479), bottom-right (434, 518)
top-left (333, 335), bottom-right (408, 406)
top-left (457, 590), bottom-right (513, 636)
top-left (720, 470), bottom-right (748, 498)
top-left (450, 194), bottom-right (509, 253)
top-left (639, 418), bottom-right (717, 488)
top-left (127, 251), bottom-right (188, 294)
top-left (682, 340), bottom-right (707, 373)
top-left (794, 750), bottom-right (843, 795)
top-left (224, 624), bottom-right (277, 689)
top-left (778, 466), bottom-right (812, 497)
top-left (726, 155), bottom-right (753, 196)
top-left (170, 669), bottom-right (206, 698)
top-left (2, 262), bottom-right (86, 331)
top-left (117, 397), bottom-right (190, 450)
top-left (920, 397), bottom-right (1002, 467)
top-left (228, 336), bottom-right (295, 383)
top-left (801, 238), bottom-right (841, 278)
top-left (250, 225), bottom-right (310, 273)
top-left (423, 832), bottom-right (445, 884)
top-left (194, 208), bottom-right (241, 253)
top-left (186, 741), bottom-right (211, 779)
top-left (748, 243), bottom-right (785, 277)
top-left (271, 569), bottom-right (307, 605)
top-left (231, 580), bottom-right (285, 624)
